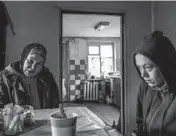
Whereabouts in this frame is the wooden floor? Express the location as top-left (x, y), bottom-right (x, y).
top-left (63, 102), bottom-right (120, 126)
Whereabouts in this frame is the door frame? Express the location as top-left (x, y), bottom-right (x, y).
top-left (60, 10), bottom-right (126, 135)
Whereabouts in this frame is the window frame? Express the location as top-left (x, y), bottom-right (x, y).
top-left (87, 42), bottom-right (115, 76)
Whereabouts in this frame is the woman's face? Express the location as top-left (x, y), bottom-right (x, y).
top-left (23, 53), bottom-right (44, 77)
top-left (135, 54), bottom-right (165, 88)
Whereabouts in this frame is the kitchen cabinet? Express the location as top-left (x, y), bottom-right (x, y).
top-left (110, 77), bottom-right (121, 108)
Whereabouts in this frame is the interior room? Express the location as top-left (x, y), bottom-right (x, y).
top-left (0, 1), bottom-right (175, 136)
top-left (62, 13), bottom-right (122, 127)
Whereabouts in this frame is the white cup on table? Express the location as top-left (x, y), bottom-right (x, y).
top-left (50, 112), bottom-right (77, 136)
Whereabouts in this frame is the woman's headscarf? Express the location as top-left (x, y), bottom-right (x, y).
top-left (20, 43), bottom-right (47, 71)
top-left (133, 31), bottom-right (176, 93)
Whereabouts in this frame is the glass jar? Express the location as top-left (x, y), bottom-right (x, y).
top-left (3, 112), bottom-right (24, 135)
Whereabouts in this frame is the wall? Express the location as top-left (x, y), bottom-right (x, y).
top-left (5, 1), bottom-right (152, 135)
top-left (5, 1), bottom-right (60, 85)
top-left (154, 1), bottom-right (176, 46)
top-left (69, 38), bottom-right (87, 60)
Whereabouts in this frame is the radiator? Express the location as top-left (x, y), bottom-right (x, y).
top-left (82, 80), bottom-right (99, 101)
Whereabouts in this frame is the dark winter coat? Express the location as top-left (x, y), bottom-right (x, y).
top-left (133, 31), bottom-right (176, 136)
top-left (0, 61), bottom-right (59, 109)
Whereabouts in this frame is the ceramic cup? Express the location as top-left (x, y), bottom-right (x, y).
top-left (50, 112), bottom-right (77, 136)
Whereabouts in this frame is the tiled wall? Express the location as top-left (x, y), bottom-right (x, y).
top-left (69, 59), bottom-right (87, 101)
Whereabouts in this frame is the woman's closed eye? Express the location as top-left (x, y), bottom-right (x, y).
top-left (35, 62), bottom-right (43, 66)
top-left (27, 59), bottom-right (34, 64)
top-left (145, 66), bottom-right (153, 72)
top-left (27, 59), bottom-right (43, 66)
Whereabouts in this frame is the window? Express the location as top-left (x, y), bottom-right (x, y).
top-left (88, 44), bottom-right (114, 77)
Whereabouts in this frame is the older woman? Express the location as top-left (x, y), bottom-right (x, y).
top-left (133, 31), bottom-right (176, 136)
top-left (0, 43), bottom-right (59, 109)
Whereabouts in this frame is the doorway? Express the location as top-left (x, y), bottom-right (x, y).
top-left (61, 11), bottom-right (125, 134)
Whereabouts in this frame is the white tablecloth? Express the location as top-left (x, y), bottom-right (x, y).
top-left (19, 106), bottom-right (123, 136)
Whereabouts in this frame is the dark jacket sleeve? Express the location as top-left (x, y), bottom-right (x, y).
top-left (0, 76), bottom-right (6, 108)
top-left (136, 82), bottom-right (145, 136)
top-left (0, 72), bottom-right (12, 108)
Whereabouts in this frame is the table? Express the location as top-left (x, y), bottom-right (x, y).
top-left (19, 107), bottom-right (123, 136)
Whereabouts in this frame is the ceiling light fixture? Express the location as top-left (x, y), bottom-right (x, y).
top-left (94, 21), bottom-right (110, 31)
